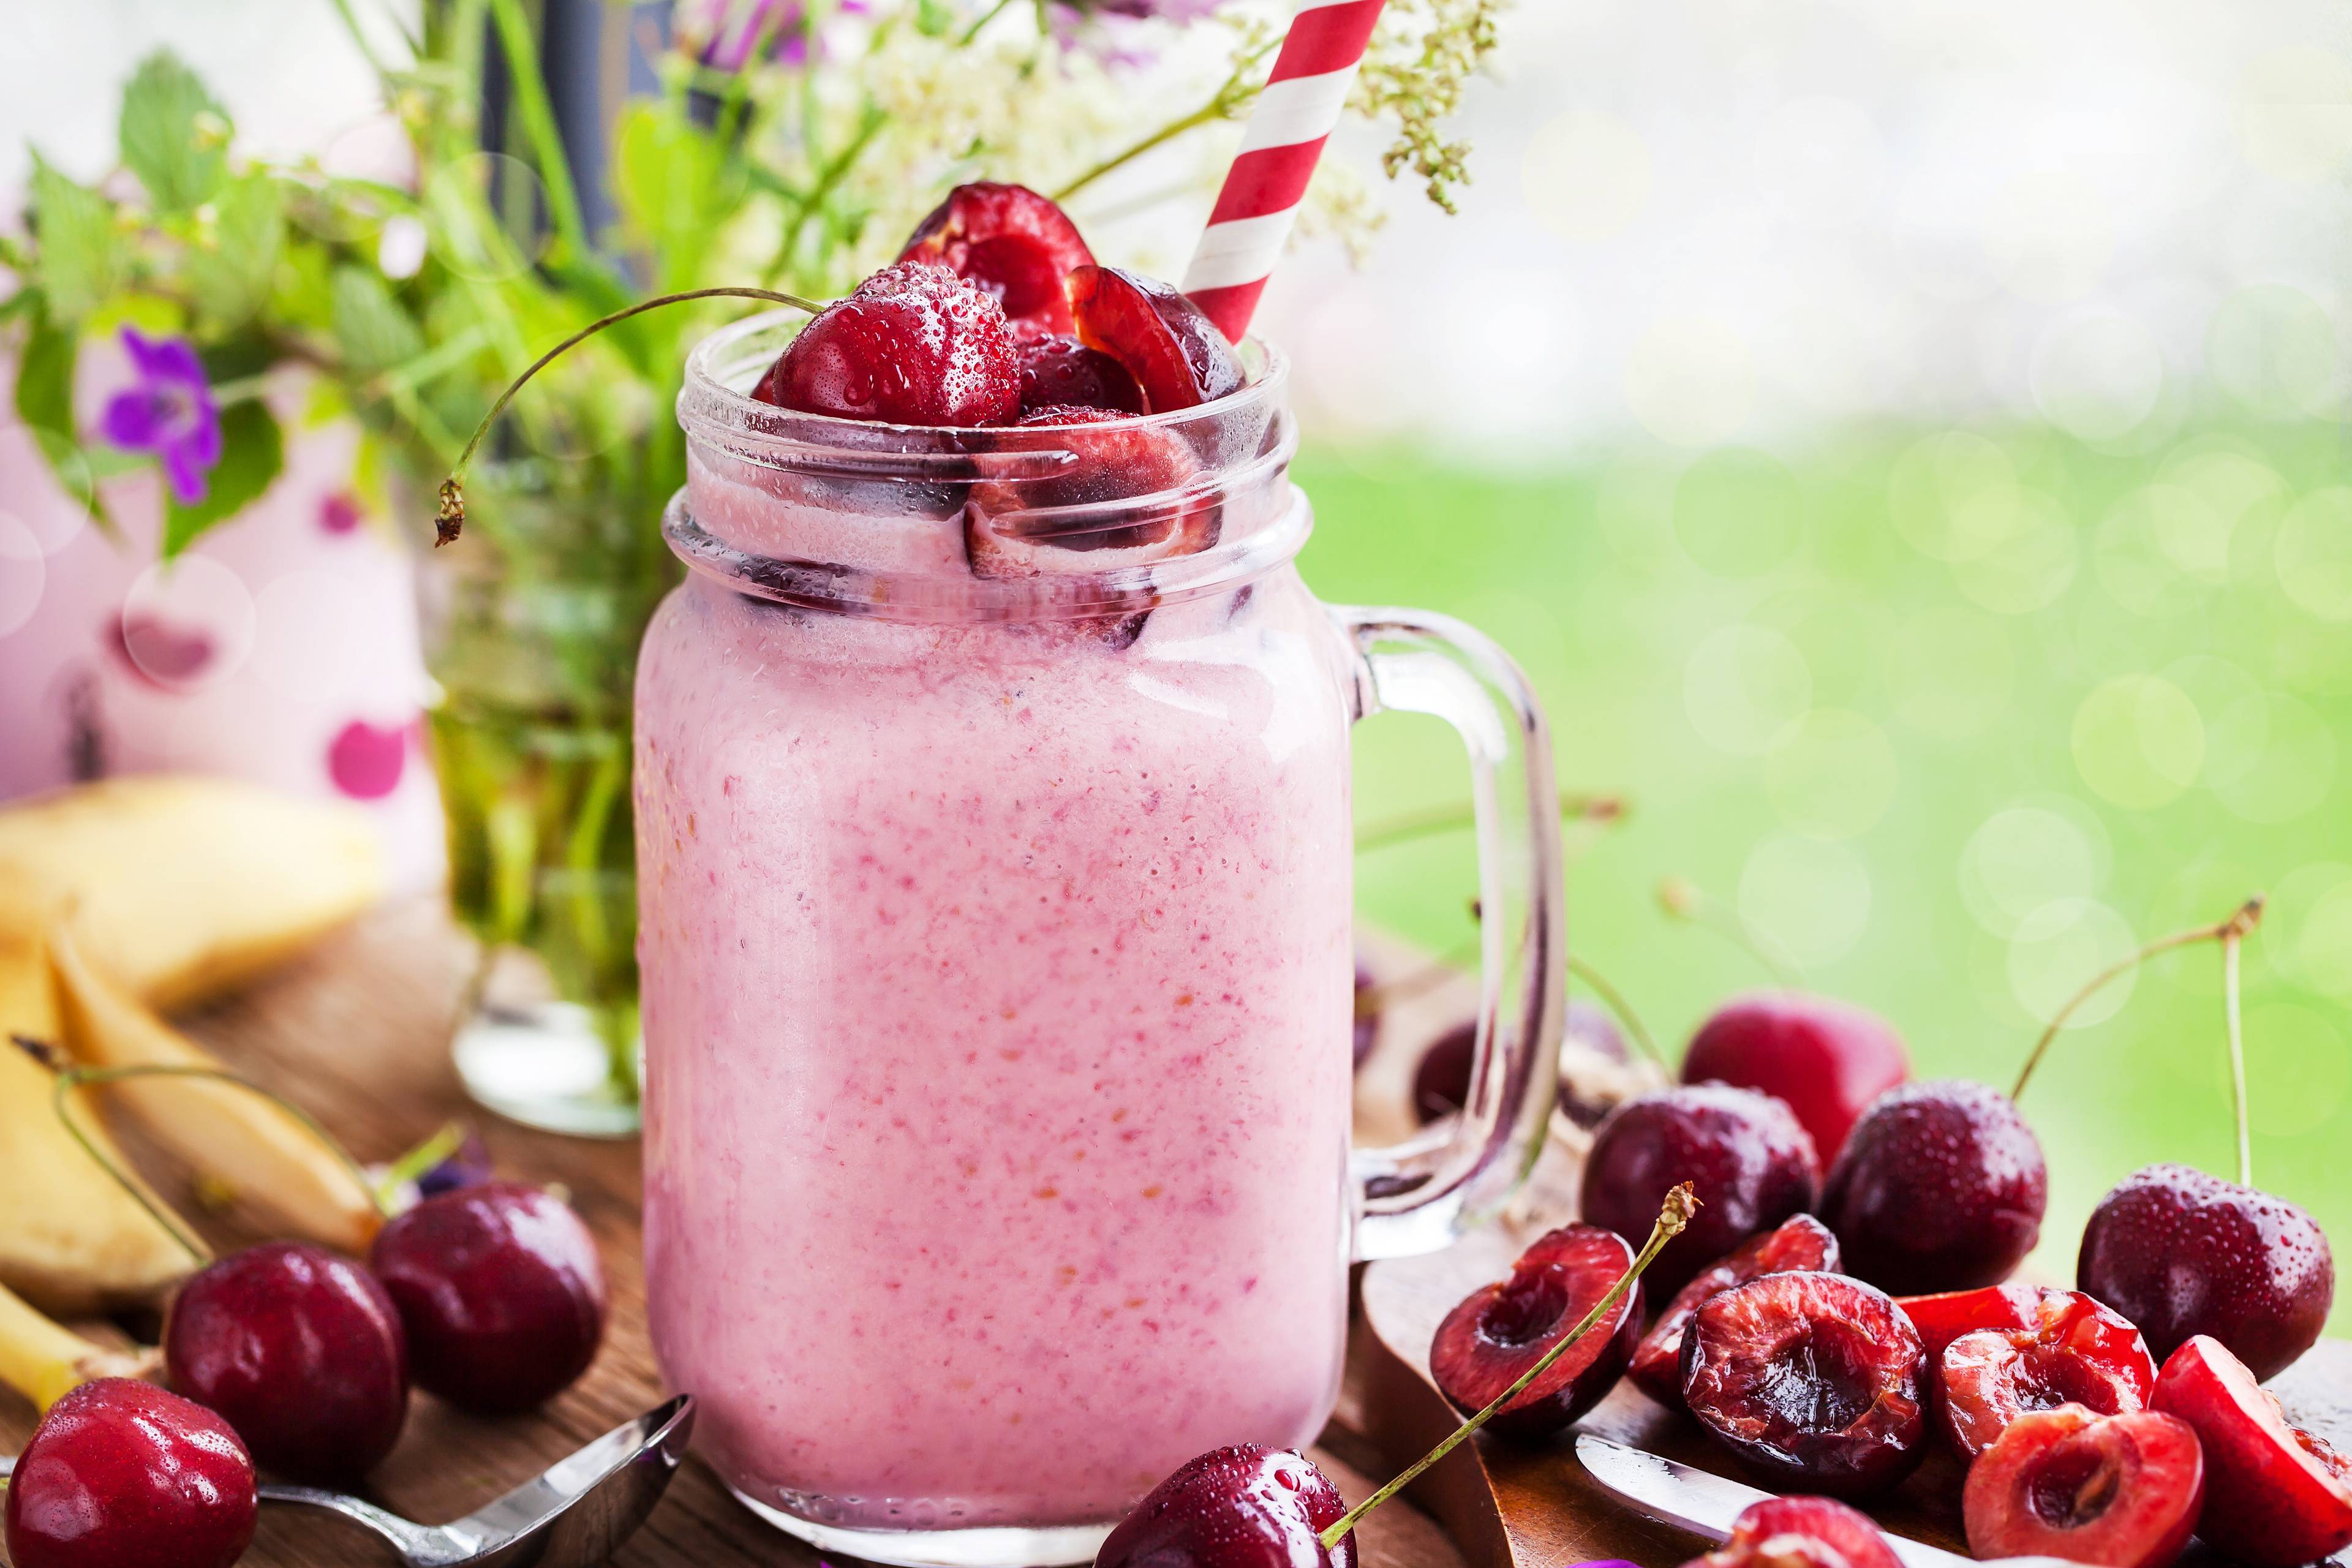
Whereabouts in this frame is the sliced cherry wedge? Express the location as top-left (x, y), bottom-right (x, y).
top-left (963, 409), bottom-right (1218, 576)
top-left (1683, 1496), bottom-right (1906, 1568)
top-left (2150, 1335), bottom-right (2352, 1567)
top-left (1429, 1223), bottom-right (1642, 1440)
top-left (1068, 265), bottom-right (1244, 413)
top-left (900, 182), bottom-right (1096, 336)
top-left (1017, 333), bottom-right (1144, 415)
top-left (1938, 1289), bottom-right (2156, 1462)
top-left (1679, 1270), bottom-right (1928, 1498)
top-left (1095, 1444), bottom-right (1357, 1568)
top-left (1962, 1406), bottom-right (2203, 1568)
top-left (1629, 1214), bottom-right (1840, 1406)
top-left (753, 260), bottom-right (1020, 426)
top-left (1895, 1283), bottom-right (2049, 1366)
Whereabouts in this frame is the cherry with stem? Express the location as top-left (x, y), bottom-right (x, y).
top-left (434, 285), bottom-right (824, 546)
top-left (1314, 1185), bottom-right (1697, 1550)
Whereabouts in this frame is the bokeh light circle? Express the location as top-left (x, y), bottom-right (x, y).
top-left (120, 556), bottom-right (256, 692)
top-left (2097, 484), bottom-right (2228, 614)
top-left (1673, 447), bottom-right (1804, 578)
top-left (2274, 488), bottom-right (2352, 620)
top-left (1764, 709), bottom-right (1898, 839)
top-left (1888, 432), bottom-right (2019, 562)
top-left (0, 513), bottom-right (43, 638)
top-left (1890, 606), bottom-right (2014, 739)
top-left (2211, 692), bottom-right (2335, 823)
top-left (2207, 285), bottom-right (2339, 419)
top-left (1959, 807), bottom-right (2101, 939)
top-left (1684, 624), bottom-right (1812, 755)
top-left (1738, 834), bottom-right (1872, 970)
top-left (1952, 488), bottom-right (2078, 614)
top-left (2071, 674), bottom-right (2204, 809)
top-left (1522, 110), bottom-right (1653, 241)
top-left (2008, 897), bottom-right (2138, 1030)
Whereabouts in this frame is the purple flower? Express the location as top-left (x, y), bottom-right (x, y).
top-left (1045, 0), bottom-right (1221, 61)
top-left (102, 328), bottom-right (221, 506)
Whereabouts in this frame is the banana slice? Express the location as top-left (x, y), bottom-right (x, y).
top-left (50, 919), bottom-right (383, 1256)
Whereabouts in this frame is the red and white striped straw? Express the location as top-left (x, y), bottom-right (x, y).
top-left (1182, 0), bottom-right (1388, 345)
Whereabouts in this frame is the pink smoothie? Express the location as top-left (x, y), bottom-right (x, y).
top-left (635, 459), bottom-right (1358, 1533)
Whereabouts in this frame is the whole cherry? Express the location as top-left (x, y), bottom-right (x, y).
top-left (1681, 992), bottom-right (1909, 1163)
top-left (165, 1240), bottom-right (409, 1484)
top-left (753, 260), bottom-right (1020, 426)
top-left (369, 1180), bottom-right (608, 1415)
top-left (4, 1378), bottom-right (257, 1568)
top-left (1094, 1445), bottom-right (1356, 1568)
top-left (2079, 1163), bottom-right (2333, 1384)
top-left (1820, 1079), bottom-right (2046, 1295)
top-left (1581, 1084), bottom-right (1819, 1298)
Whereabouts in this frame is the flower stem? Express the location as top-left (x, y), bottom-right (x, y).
top-left (1317, 1185), bottom-right (1697, 1549)
top-left (1564, 955), bottom-right (1667, 1072)
top-left (11, 1036), bottom-right (209, 1265)
top-left (1656, 876), bottom-right (1802, 989)
top-left (2010, 895), bottom-right (2264, 1102)
top-left (435, 286), bottom-right (822, 545)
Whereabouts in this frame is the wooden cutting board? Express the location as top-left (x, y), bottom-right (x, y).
top-left (1359, 1207), bottom-right (2352, 1568)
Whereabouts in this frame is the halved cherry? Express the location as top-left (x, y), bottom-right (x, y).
top-left (963, 406), bottom-right (1217, 568)
top-left (1629, 1214), bottom-right (1839, 1406)
top-left (1428, 1224), bottom-right (1643, 1440)
top-left (900, 183), bottom-right (1096, 336)
top-left (1684, 1496), bottom-right (1905, 1568)
top-left (1939, 1291), bottom-right (2155, 1462)
top-left (2150, 1335), bottom-right (2352, 1567)
top-left (1895, 1283), bottom-right (2048, 1366)
top-left (1680, 1271), bottom-right (1928, 1498)
top-left (1068, 266), bottom-right (1244, 414)
top-left (1962, 1407), bottom-right (2203, 1568)
top-left (753, 260), bottom-right (1020, 426)
top-left (1017, 333), bottom-right (1144, 415)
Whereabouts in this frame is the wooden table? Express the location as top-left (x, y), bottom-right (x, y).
top-left (0, 902), bottom-right (1468, 1568)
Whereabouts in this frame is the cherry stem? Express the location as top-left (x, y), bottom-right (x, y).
top-left (1656, 876), bottom-right (1802, 989)
top-left (375, 1120), bottom-right (467, 1209)
top-left (2010, 895), bottom-right (2264, 1102)
top-left (434, 285), bottom-right (824, 546)
top-left (1563, 955), bottom-right (1667, 1072)
top-left (2224, 925), bottom-right (2251, 1188)
top-left (10, 1038), bottom-right (390, 1255)
top-left (1355, 794), bottom-right (1624, 855)
top-left (1316, 1184), bottom-right (1697, 1549)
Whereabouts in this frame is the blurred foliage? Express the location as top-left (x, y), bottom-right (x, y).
top-left (1301, 421), bottom-right (2351, 1329)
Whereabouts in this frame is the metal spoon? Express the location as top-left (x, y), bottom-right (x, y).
top-left (2, 1393), bottom-right (695, 1568)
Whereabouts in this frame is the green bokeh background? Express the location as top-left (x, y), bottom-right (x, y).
top-left (1300, 426), bottom-right (2351, 1331)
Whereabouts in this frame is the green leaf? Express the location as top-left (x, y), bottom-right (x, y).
top-left (161, 398), bottom-right (282, 557)
top-left (330, 265), bottom-right (424, 375)
top-left (12, 299), bottom-right (76, 441)
top-left (184, 173), bottom-right (285, 328)
top-left (29, 154), bottom-right (123, 322)
top-left (118, 50), bottom-right (230, 211)
top-left (916, 0), bottom-right (956, 37)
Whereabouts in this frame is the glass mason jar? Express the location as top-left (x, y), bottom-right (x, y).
top-left (637, 314), bottom-right (1567, 1568)
top-left (424, 456), bottom-right (678, 1136)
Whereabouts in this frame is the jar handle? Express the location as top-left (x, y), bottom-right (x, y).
top-left (1336, 606), bottom-right (1567, 1261)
